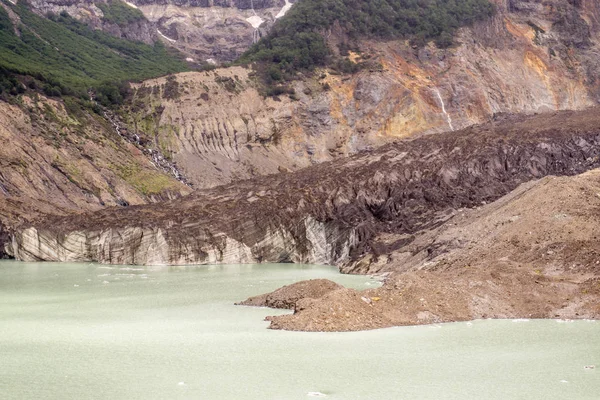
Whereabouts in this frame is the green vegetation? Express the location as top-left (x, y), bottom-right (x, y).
top-left (0, 2), bottom-right (188, 104)
top-left (238, 0), bottom-right (495, 94)
top-left (115, 163), bottom-right (179, 195)
top-left (97, 0), bottom-right (145, 27)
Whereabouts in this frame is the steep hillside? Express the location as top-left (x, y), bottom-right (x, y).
top-left (0, 95), bottom-right (191, 227)
top-left (0, 1), bottom-right (193, 256)
top-left (27, 0), bottom-right (157, 43)
top-left (0, 1), bottom-right (187, 99)
top-left (121, 0), bottom-right (600, 189)
top-left (8, 108), bottom-right (600, 265)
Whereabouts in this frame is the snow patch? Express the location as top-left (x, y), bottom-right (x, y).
top-left (124, 1), bottom-right (138, 9)
top-left (206, 58), bottom-right (217, 65)
top-left (185, 57), bottom-right (195, 62)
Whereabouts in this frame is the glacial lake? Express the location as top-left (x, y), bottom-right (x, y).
top-left (0, 261), bottom-right (598, 400)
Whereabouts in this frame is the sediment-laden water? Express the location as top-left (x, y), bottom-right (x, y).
top-left (0, 261), bottom-right (598, 399)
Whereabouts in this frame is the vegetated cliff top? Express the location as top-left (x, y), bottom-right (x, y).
top-left (238, 0), bottom-right (495, 91)
top-left (0, 1), bottom-right (188, 102)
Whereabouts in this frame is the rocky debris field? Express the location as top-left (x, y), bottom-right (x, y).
top-left (5, 106), bottom-right (600, 332)
top-left (7, 108), bottom-right (600, 267)
top-left (241, 169), bottom-right (600, 331)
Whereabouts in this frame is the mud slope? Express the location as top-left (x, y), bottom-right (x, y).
top-left (252, 168), bottom-right (600, 331)
top-left (8, 108), bottom-right (600, 265)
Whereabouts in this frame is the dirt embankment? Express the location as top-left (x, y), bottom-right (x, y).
top-left (240, 169), bottom-right (600, 331)
top-left (235, 279), bottom-right (343, 309)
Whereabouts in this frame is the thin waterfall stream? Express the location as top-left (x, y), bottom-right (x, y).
top-left (434, 88), bottom-right (454, 131)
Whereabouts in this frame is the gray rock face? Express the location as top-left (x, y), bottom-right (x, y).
top-left (27, 0), bottom-right (293, 62)
top-left (9, 109), bottom-right (600, 267)
top-left (28, 0), bottom-right (158, 44)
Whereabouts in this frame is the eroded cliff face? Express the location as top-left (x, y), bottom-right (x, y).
top-left (9, 108), bottom-right (600, 265)
top-left (121, 0), bottom-right (600, 189)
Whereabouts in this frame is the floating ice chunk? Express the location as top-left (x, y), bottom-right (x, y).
top-left (102, 281), bottom-right (109, 284)
top-left (556, 319), bottom-right (574, 323)
top-left (466, 321), bottom-right (473, 326)
top-left (178, 381), bottom-right (186, 386)
top-left (560, 380), bottom-right (569, 383)
top-left (73, 284), bottom-right (79, 287)
top-left (512, 319), bottom-right (530, 322)
top-left (307, 392), bottom-right (327, 397)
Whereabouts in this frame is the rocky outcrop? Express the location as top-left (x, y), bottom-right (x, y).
top-left (130, 0), bottom-right (291, 62)
top-left (9, 108), bottom-right (600, 265)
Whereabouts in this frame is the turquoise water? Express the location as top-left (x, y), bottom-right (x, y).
top-left (0, 261), bottom-right (598, 399)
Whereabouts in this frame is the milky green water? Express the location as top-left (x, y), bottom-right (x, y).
top-left (0, 261), bottom-right (598, 400)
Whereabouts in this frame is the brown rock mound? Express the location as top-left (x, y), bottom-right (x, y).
top-left (236, 279), bottom-right (343, 309)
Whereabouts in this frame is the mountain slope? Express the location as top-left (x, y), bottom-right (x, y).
top-left (120, 0), bottom-right (600, 190)
top-left (0, 1), bottom-right (187, 98)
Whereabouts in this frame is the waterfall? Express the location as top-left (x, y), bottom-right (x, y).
top-left (275, 0), bottom-right (293, 19)
top-left (433, 88), bottom-right (454, 131)
top-left (246, 0), bottom-right (264, 43)
top-left (88, 91), bottom-right (191, 187)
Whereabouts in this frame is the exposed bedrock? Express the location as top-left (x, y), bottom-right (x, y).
top-left (9, 109), bottom-right (600, 266)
